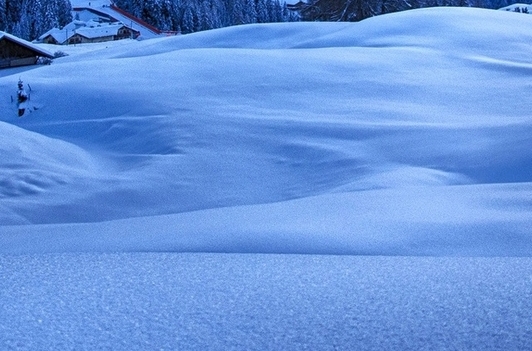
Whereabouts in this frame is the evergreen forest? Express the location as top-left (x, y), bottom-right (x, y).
top-left (0, 0), bottom-right (523, 41)
top-left (300, 0), bottom-right (518, 21)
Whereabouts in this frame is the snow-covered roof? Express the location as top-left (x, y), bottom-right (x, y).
top-left (70, 5), bottom-right (164, 39)
top-left (74, 8), bottom-right (115, 23)
top-left (80, 5), bottom-right (162, 38)
top-left (37, 21), bottom-right (137, 44)
top-left (499, 2), bottom-right (532, 10)
top-left (70, 0), bottom-right (111, 7)
top-left (38, 28), bottom-right (74, 44)
top-left (75, 23), bottom-right (125, 39)
top-left (0, 31), bottom-right (54, 58)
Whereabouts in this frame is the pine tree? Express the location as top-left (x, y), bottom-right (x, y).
top-left (256, 0), bottom-right (269, 23)
top-left (243, 0), bottom-right (257, 23)
top-left (56, 0), bottom-right (73, 28)
top-left (230, 0), bottom-right (245, 24)
top-left (4, 0), bottom-right (23, 32)
top-left (265, 0), bottom-right (276, 22)
top-left (159, 0), bottom-right (177, 31)
top-left (203, 0), bottom-right (223, 29)
top-left (12, 13), bottom-right (30, 39)
top-left (0, 0), bottom-right (6, 30)
top-left (181, 6), bottom-right (194, 33)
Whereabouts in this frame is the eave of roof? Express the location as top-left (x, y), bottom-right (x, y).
top-left (0, 31), bottom-right (54, 58)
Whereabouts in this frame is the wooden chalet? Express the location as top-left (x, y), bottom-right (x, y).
top-left (0, 31), bottom-right (54, 69)
top-left (39, 22), bottom-right (140, 45)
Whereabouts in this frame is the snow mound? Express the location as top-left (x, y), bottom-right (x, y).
top-left (1, 7), bottom-right (532, 255)
top-left (103, 7), bottom-right (532, 61)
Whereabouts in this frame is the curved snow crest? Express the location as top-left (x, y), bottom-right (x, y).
top-left (334, 166), bottom-right (472, 191)
top-left (294, 7), bottom-right (532, 49)
top-left (1, 183), bottom-right (532, 255)
top-left (99, 7), bottom-right (532, 60)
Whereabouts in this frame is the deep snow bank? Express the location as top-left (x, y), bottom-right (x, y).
top-left (0, 7), bottom-right (531, 255)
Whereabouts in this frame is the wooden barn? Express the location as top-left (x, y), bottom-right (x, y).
top-left (0, 31), bottom-right (53, 69)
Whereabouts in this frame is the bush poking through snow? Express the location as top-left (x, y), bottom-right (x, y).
top-left (37, 56), bottom-right (53, 65)
top-left (53, 51), bottom-right (69, 58)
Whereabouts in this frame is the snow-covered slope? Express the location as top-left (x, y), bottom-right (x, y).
top-left (1, 7), bottom-right (532, 255)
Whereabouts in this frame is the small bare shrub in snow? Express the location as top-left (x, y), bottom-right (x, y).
top-left (54, 51), bottom-right (69, 58)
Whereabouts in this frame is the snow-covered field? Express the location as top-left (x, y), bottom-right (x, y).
top-left (1, 7), bottom-right (532, 349)
top-left (2, 253), bottom-right (531, 350)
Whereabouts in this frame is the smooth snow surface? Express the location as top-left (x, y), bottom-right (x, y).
top-left (1, 7), bottom-right (532, 255)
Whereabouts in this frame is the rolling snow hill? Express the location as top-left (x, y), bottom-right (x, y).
top-left (1, 7), bottom-right (532, 255)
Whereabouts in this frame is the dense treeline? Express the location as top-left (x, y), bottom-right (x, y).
top-left (0, 0), bottom-right (523, 41)
top-left (113, 0), bottom-right (299, 34)
top-left (300, 0), bottom-right (518, 22)
top-left (0, 0), bottom-right (297, 40)
top-left (0, 0), bottom-right (72, 40)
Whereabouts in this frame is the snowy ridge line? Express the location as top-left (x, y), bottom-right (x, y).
top-left (0, 185), bottom-right (531, 255)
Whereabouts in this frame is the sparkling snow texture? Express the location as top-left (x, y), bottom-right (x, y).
top-left (1, 254), bottom-right (532, 350)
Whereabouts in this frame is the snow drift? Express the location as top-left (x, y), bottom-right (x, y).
top-left (1, 7), bottom-right (531, 255)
